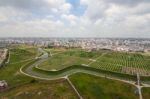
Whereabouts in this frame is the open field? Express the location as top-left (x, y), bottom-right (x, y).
top-left (0, 79), bottom-right (77, 99)
top-left (10, 48), bottom-right (36, 63)
top-left (62, 48), bottom-right (102, 59)
top-left (38, 48), bottom-right (103, 70)
top-left (0, 46), bottom-right (79, 99)
top-left (69, 73), bottom-right (139, 99)
top-left (38, 48), bottom-right (150, 76)
top-left (0, 46), bottom-right (37, 87)
top-left (141, 87), bottom-right (150, 99)
top-left (1, 47), bottom-right (150, 99)
top-left (44, 48), bottom-right (67, 55)
top-left (38, 53), bottom-right (91, 71)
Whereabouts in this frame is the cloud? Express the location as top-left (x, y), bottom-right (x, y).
top-left (104, 0), bottom-right (150, 7)
top-left (81, 0), bottom-right (109, 21)
top-left (0, 0), bottom-right (44, 11)
top-left (0, 0), bottom-right (150, 38)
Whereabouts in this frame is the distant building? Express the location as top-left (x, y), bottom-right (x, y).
top-left (0, 43), bottom-right (7, 48)
top-left (144, 48), bottom-right (150, 53)
top-left (0, 80), bottom-right (8, 90)
top-left (0, 49), bottom-right (8, 67)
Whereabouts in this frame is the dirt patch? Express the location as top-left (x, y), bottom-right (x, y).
top-left (121, 67), bottom-right (150, 76)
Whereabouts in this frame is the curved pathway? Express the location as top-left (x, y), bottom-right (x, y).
top-left (20, 48), bottom-right (150, 84)
top-left (20, 48), bottom-right (150, 99)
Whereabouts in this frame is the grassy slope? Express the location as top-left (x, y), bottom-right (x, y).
top-left (0, 46), bottom-right (78, 99)
top-left (44, 48), bottom-right (67, 54)
top-left (38, 53), bottom-right (91, 70)
top-left (0, 80), bottom-right (77, 99)
top-left (0, 47), bottom-right (37, 87)
top-left (41, 48), bottom-right (150, 74)
top-left (38, 48), bottom-right (105, 70)
top-left (142, 87), bottom-right (150, 99)
top-left (69, 73), bottom-right (139, 99)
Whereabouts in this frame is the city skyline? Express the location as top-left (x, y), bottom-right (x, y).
top-left (0, 0), bottom-right (150, 38)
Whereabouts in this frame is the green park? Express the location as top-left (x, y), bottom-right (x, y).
top-left (0, 45), bottom-right (150, 99)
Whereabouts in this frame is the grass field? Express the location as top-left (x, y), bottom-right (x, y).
top-left (37, 48), bottom-right (96, 70)
top-left (0, 46), bottom-right (79, 99)
top-left (44, 48), bottom-right (67, 55)
top-left (141, 87), bottom-right (150, 99)
top-left (69, 73), bottom-right (139, 99)
top-left (0, 46), bottom-right (37, 87)
top-left (1, 46), bottom-right (150, 99)
top-left (38, 53), bottom-right (91, 70)
top-left (9, 48), bottom-right (36, 63)
top-left (0, 79), bottom-right (78, 99)
top-left (38, 48), bottom-right (150, 76)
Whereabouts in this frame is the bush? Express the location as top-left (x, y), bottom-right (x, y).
top-left (30, 79), bottom-right (38, 83)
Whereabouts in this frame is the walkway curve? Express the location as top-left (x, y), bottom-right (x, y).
top-left (20, 48), bottom-right (150, 85)
top-left (20, 48), bottom-right (150, 99)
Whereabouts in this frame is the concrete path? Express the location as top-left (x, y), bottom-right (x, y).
top-left (87, 53), bottom-right (107, 66)
top-left (137, 73), bottom-right (143, 99)
top-left (65, 76), bottom-right (83, 99)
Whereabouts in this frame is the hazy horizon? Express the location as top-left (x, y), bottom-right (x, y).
top-left (0, 0), bottom-right (150, 38)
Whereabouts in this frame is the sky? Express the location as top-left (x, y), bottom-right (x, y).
top-left (0, 0), bottom-right (150, 38)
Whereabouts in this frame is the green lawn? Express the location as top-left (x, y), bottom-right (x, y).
top-left (0, 79), bottom-right (78, 99)
top-left (142, 87), bottom-right (150, 99)
top-left (69, 73), bottom-right (139, 99)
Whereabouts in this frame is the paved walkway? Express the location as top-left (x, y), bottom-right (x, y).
top-left (20, 48), bottom-right (150, 99)
top-left (65, 76), bottom-right (83, 99)
top-left (87, 53), bottom-right (107, 66)
top-left (137, 73), bottom-right (143, 99)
